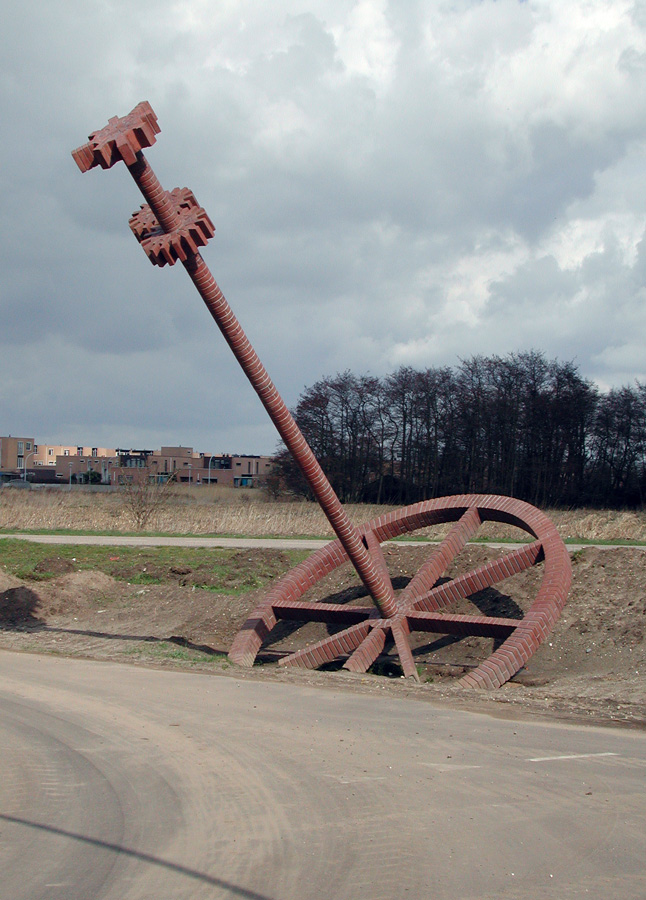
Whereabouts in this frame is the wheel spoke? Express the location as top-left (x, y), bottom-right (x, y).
top-left (279, 620), bottom-right (372, 669)
top-left (406, 611), bottom-right (519, 638)
top-left (398, 506), bottom-right (481, 610)
top-left (391, 620), bottom-right (418, 680)
top-left (272, 600), bottom-right (374, 625)
top-left (413, 540), bottom-right (543, 613)
top-left (342, 624), bottom-right (388, 673)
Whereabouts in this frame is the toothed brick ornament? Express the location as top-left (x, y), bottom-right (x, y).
top-left (72, 101), bottom-right (160, 172)
top-left (129, 188), bottom-right (215, 266)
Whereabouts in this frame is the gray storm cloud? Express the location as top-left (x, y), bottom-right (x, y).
top-left (1, 1), bottom-right (645, 452)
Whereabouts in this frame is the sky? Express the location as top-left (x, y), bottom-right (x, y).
top-left (2, 0), bottom-right (646, 455)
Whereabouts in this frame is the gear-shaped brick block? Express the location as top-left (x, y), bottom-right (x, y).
top-left (72, 101), bottom-right (160, 172)
top-left (129, 187), bottom-right (215, 266)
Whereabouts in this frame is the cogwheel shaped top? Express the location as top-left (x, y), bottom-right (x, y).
top-left (72, 101), bottom-right (160, 172)
top-left (129, 187), bottom-right (215, 267)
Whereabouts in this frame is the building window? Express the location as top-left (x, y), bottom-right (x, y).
top-left (64, 449), bottom-right (69, 456)
top-left (92, 448), bottom-right (98, 457)
top-left (25, 442), bottom-right (32, 451)
top-left (17, 441), bottom-right (24, 454)
top-left (48, 449), bottom-right (54, 456)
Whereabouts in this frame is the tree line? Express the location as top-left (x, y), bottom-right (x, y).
top-left (274, 351), bottom-right (646, 508)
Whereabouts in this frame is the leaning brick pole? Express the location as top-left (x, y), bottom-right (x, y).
top-left (73, 102), bottom-right (397, 618)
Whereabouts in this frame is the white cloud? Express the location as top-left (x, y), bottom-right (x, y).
top-left (484, 1), bottom-right (646, 132)
top-left (330, 0), bottom-right (399, 89)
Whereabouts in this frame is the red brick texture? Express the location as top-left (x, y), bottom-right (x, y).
top-left (73, 101), bottom-right (397, 620)
top-left (129, 187), bottom-right (215, 266)
top-left (73, 104), bottom-right (572, 689)
top-left (229, 494), bottom-right (572, 690)
top-left (72, 101), bottom-right (159, 171)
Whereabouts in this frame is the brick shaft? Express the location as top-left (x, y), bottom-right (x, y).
top-left (73, 103), bottom-right (396, 618)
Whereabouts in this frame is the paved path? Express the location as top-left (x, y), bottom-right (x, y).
top-left (2, 532), bottom-right (330, 550)
top-left (2, 532), bottom-right (643, 551)
top-left (1, 651), bottom-right (644, 899)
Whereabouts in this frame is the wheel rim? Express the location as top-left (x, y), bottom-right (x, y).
top-left (228, 494), bottom-right (572, 689)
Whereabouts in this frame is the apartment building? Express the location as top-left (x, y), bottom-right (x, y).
top-left (0, 435), bottom-right (36, 476)
top-left (220, 454), bottom-right (273, 487)
top-left (34, 444), bottom-right (116, 467)
top-left (128, 447), bottom-right (273, 487)
top-left (1, 435), bottom-right (273, 487)
top-left (105, 447), bottom-right (273, 487)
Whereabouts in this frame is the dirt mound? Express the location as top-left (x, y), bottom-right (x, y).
top-left (566, 547), bottom-right (646, 648)
top-left (0, 571), bottom-right (23, 592)
top-left (0, 569), bottom-right (43, 625)
top-left (29, 570), bottom-right (122, 618)
top-left (0, 545), bottom-right (644, 727)
top-left (33, 556), bottom-right (77, 577)
top-left (0, 585), bottom-right (42, 626)
top-left (58, 570), bottom-right (117, 592)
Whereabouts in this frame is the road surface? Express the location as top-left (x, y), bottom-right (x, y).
top-left (0, 651), bottom-right (644, 899)
top-left (3, 532), bottom-right (642, 551)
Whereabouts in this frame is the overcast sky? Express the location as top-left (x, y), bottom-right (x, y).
top-left (2, 1), bottom-right (646, 455)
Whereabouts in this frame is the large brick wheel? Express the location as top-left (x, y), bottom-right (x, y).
top-left (229, 495), bottom-right (572, 689)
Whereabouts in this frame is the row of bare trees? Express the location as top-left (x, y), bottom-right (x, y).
top-left (274, 352), bottom-right (646, 508)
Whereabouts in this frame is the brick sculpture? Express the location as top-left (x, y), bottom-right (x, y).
top-left (73, 102), bottom-right (571, 687)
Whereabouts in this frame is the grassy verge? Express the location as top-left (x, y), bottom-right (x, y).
top-left (0, 538), bottom-right (308, 593)
top-left (120, 641), bottom-right (231, 668)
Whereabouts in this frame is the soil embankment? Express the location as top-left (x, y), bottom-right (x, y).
top-left (1, 543), bottom-right (644, 728)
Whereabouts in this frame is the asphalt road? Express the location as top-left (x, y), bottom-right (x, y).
top-left (0, 651), bottom-right (644, 899)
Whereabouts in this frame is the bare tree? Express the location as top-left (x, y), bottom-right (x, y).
top-left (277, 355), bottom-right (646, 508)
top-left (589, 383), bottom-right (646, 506)
top-left (120, 468), bottom-right (176, 531)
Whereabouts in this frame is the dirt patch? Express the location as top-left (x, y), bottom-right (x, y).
top-left (1, 545), bottom-right (644, 728)
top-left (32, 556), bottom-right (78, 578)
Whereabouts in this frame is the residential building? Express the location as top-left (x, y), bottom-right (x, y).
top-left (1, 435), bottom-right (273, 487)
top-left (33, 444), bottom-right (116, 467)
top-left (55, 446), bottom-right (273, 487)
top-left (55, 452), bottom-right (119, 485)
top-left (0, 435), bottom-right (36, 479)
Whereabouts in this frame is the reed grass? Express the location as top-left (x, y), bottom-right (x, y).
top-left (1, 485), bottom-right (645, 542)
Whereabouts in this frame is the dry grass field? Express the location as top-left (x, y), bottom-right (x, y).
top-left (1, 484), bottom-right (646, 542)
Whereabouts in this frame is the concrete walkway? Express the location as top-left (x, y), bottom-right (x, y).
top-left (2, 532), bottom-right (644, 552)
